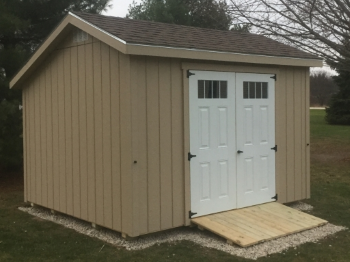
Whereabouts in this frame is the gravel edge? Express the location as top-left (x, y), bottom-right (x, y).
top-left (18, 205), bottom-right (347, 260)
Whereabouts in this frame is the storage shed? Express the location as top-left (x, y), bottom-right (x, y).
top-left (11, 12), bottom-right (323, 238)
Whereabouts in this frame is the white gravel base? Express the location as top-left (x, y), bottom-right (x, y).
top-left (18, 204), bottom-right (346, 260)
top-left (287, 201), bottom-right (314, 212)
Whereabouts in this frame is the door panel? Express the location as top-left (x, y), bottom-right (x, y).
top-left (219, 160), bottom-right (229, 197)
top-left (236, 73), bottom-right (276, 208)
top-left (259, 106), bottom-right (268, 143)
top-left (244, 106), bottom-right (254, 144)
top-left (199, 107), bottom-right (210, 148)
top-left (190, 71), bottom-right (236, 217)
top-left (218, 107), bottom-right (228, 147)
top-left (199, 162), bottom-right (210, 200)
top-left (244, 157), bottom-right (254, 193)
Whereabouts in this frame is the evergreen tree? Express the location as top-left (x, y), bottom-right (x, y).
top-left (325, 70), bottom-right (350, 125)
top-left (127, 0), bottom-right (234, 31)
top-left (0, 0), bottom-right (110, 170)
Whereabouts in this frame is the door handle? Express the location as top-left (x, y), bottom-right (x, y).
top-left (271, 145), bottom-right (277, 152)
top-left (237, 150), bottom-right (243, 154)
top-left (188, 152), bottom-right (197, 161)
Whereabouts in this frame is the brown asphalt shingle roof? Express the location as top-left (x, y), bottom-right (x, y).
top-left (73, 12), bottom-right (320, 60)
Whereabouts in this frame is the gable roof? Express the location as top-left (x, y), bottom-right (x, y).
top-left (10, 12), bottom-right (322, 89)
top-left (73, 11), bottom-right (318, 61)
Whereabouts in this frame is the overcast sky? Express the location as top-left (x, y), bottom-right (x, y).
top-left (103, 0), bottom-right (141, 18)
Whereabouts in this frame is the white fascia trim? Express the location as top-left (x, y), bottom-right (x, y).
top-left (69, 12), bottom-right (127, 45)
top-left (127, 42), bottom-right (323, 63)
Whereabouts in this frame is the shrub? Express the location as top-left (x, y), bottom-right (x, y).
top-left (0, 99), bottom-right (23, 170)
top-left (325, 70), bottom-right (350, 125)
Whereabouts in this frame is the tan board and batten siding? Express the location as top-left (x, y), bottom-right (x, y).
top-left (22, 33), bottom-right (310, 237)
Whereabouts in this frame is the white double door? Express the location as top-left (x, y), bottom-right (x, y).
top-left (189, 71), bottom-right (276, 218)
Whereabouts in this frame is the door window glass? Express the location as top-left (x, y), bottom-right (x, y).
top-left (213, 81), bottom-right (220, 98)
top-left (198, 80), bottom-right (205, 98)
top-left (205, 80), bottom-right (213, 98)
top-left (220, 81), bottom-right (227, 98)
top-left (198, 80), bottom-right (228, 99)
top-left (243, 81), bottom-right (268, 99)
top-left (262, 82), bottom-right (268, 98)
top-left (249, 82), bottom-right (256, 99)
top-left (243, 82), bottom-right (249, 99)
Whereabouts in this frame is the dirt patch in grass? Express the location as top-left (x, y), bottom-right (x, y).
top-left (311, 153), bottom-right (350, 163)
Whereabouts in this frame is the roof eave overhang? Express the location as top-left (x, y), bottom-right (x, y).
top-left (10, 12), bottom-right (323, 89)
top-left (126, 43), bottom-right (323, 68)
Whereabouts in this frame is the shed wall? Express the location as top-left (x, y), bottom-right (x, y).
top-left (129, 58), bottom-right (310, 231)
top-left (23, 35), bottom-right (134, 235)
top-left (129, 56), bottom-right (185, 236)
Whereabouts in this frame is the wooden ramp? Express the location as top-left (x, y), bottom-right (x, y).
top-left (191, 202), bottom-right (327, 247)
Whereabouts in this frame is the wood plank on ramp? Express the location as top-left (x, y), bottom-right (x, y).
top-left (191, 202), bottom-right (327, 247)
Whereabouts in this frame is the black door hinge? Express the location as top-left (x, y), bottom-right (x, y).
top-left (271, 145), bottom-right (277, 152)
top-left (270, 74), bottom-right (277, 81)
top-left (188, 152), bottom-right (196, 161)
top-left (272, 194), bottom-right (278, 201)
top-left (189, 210), bottom-right (197, 218)
top-left (187, 70), bottom-right (195, 78)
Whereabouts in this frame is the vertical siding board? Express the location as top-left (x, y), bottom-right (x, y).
top-left (52, 52), bottom-right (60, 211)
top-left (294, 69), bottom-right (303, 200)
top-left (286, 69), bottom-right (295, 202)
top-left (306, 69), bottom-right (311, 198)
top-left (22, 88), bottom-right (28, 202)
top-left (71, 45), bottom-right (81, 218)
top-left (28, 85), bottom-right (33, 202)
top-left (93, 40), bottom-right (104, 225)
top-left (130, 57), bottom-right (140, 236)
top-left (134, 57), bottom-right (148, 235)
top-left (110, 48), bottom-right (121, 231)
top-left (275, 69), bottom-right (287, 203)
top-left (301, 69), bottom-right (307, 199)
top-left (171, 59), bottom-right (184, 227)
top-left (146, 58), bottom-right (161, 233)
top-left (119, 53), bottom-right (133, 235)
top-left (24, 87), bottom-right (30, 202)
top-left (64, 48), bottom-right (73, 215)
top-left (34, 73), bottom-right (42, 204)
top-left (40, 68), bottom-right (48, 207)
top-left (158, 59), bottom-right (173, 230)
top-left (86, 42), bottom-right (96, 222)
top-left (46, 61), bottom-right (54, 209)
top-left (30, 82), bottom-right (36, 203)
top-left (101, 43), bottom-right (113, 228)
top-left (78, 44), bottom-right (88, 221)
top-left (58, 50), bottom-right (66, 212)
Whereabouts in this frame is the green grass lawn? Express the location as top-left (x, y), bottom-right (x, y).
top-left (1, 109), bottom-right (350, 261)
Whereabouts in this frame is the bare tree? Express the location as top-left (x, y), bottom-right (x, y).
top-left (228, 0), bottom-right (350, 70)
top-left (310, 70), bottom-right (338, 106)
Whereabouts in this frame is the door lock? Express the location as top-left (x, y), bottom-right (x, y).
top-left (237, 150), bottom-right (243, 154)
